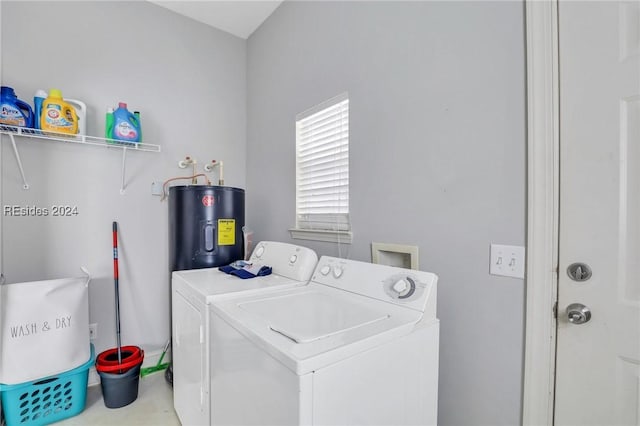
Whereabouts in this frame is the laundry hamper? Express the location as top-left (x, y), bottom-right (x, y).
top-left (0, 346), bottom-right (94, 426)
top-left (0, 274), bottom-right (90, 385)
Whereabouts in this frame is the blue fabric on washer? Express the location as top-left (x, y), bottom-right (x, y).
top-left (218, 265), bottom-right (238, 274)
top-left (229, 266), bottom-right (273, 279)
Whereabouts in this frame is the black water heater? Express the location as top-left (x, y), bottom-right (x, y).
top-left (169, 185), bottom-right (245, 271)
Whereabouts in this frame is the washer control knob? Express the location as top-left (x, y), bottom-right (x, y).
top-left (255, 246), bottom-right (265, 258)
top-left (320, 265), bottom-right (331, 276)
top-left (393, 279), bottom-right (409, 295)
top-left (289, 254), bottom-right (297, 264)
top-left (333, 266), bottom-right (344, 278)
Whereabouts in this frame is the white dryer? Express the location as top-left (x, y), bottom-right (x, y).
top-left (210, 256), bottom-right (439, 426)
top-left (171, 241), bottom-right (318, 426)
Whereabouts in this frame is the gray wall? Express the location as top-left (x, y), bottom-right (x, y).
top-left (1, 1), bottom-right (246, 355)
top-left (246, 2), bottom-right (526, 425)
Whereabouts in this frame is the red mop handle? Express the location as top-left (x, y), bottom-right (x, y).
top-left (112, 222), bottom-right (119, 279)
top-left (112, 221), bottom-right (122, 365)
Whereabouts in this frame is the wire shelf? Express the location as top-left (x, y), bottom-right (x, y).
top-left (0, 124), bottom-right (161, 193)
top-left (0, 124), bottom-right (161, 153)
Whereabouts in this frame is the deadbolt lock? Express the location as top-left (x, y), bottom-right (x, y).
top-left (567, 263), bottom-right (592, 282)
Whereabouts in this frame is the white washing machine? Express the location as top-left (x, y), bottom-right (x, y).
top-left (171, 241), bottom-right (318, 426)
top-left (210, 256), bottom-right (439, 426)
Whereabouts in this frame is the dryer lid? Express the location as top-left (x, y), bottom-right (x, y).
top-left (239, 291), bottom-right (390, 344)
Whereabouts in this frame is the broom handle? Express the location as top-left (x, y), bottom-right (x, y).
top-left (113, 221), bottom-right (122, 365)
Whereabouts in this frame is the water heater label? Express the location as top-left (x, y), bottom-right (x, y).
top-left (218, 219), bottom-right (236, 245)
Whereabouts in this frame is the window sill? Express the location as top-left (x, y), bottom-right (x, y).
top-left (288, 228), bottom-right (353, 244)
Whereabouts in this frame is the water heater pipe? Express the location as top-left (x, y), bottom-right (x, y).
top-left (204, 160), bottom-right (224, 185)
top-left (177, 156), bottom-right (193, 169)
top-left (178, 156), bottom-right (198, 183)
top-left (161, 174), bottom-right (212, 201)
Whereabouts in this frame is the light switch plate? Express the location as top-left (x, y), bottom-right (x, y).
top-left (490, 244), bottom-right (525, 279)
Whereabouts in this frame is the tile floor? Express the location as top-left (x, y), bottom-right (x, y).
top-left (57, 372), bottom-right (179, 425)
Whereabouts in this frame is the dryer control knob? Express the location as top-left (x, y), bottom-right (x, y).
top-left (393, 279), bottom-right (409, 295)
top-left (290, 255), bottom-right (297, 264)
top-left (255, 246), bottom-right (265, 258)
top-left (320, 265), bottom-right (331, 275)
top-left (333, 266), bottom-right (343, 278)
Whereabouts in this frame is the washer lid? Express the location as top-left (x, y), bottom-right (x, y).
top-left (173, 268), bottom-right (302, 303)
top-left (239, 291), bottom-right (390, 343)
top-left (212, 283), bottom-right (430, 375)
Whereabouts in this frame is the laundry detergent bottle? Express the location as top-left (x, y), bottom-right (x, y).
top-left (111, 102), bottom-right (141, 143)
top-left (105, 107), bottom-right (114, 139)
top-left (33, 89), bottom-right (47, 130)
top-left (0, 86), bottom-right (35, 128)
top-left (65, 98), bottom-right (87, 135)
top-left (40, 89), bottom-right (79, 134)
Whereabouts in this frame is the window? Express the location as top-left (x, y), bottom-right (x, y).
top-left (290, 93), bottom-right (352, 243)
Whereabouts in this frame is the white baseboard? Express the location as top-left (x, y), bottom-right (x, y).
top-left (89, 348), bottom-right (169, 387)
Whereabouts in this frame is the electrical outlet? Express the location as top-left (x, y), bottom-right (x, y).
top-left (151, 181), bottom-right (164, 196)
top-left (490, 244), bottom-right (525, 279)
top-left (89, 323), bottom-right (98, 340)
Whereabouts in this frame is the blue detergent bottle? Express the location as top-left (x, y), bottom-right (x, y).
top-left (33, 89), bottom-right (47, 130)
top-left (111, 102), bottom-right (141, 143)
top-left (0, 86), bottom-right (34, 128)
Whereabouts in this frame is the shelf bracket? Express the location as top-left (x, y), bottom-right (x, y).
top-left (8, 134), bottom-right (29, 190)
top-left (120, 148), bottom-right (127, 195)
top-left (1, 125), bottom-right (160, 194)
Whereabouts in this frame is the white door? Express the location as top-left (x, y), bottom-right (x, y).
top-left (556, 1), bottom-right (640, 424)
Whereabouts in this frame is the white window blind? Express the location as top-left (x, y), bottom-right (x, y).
top-left (295, 93), bottom-right (350, 233)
